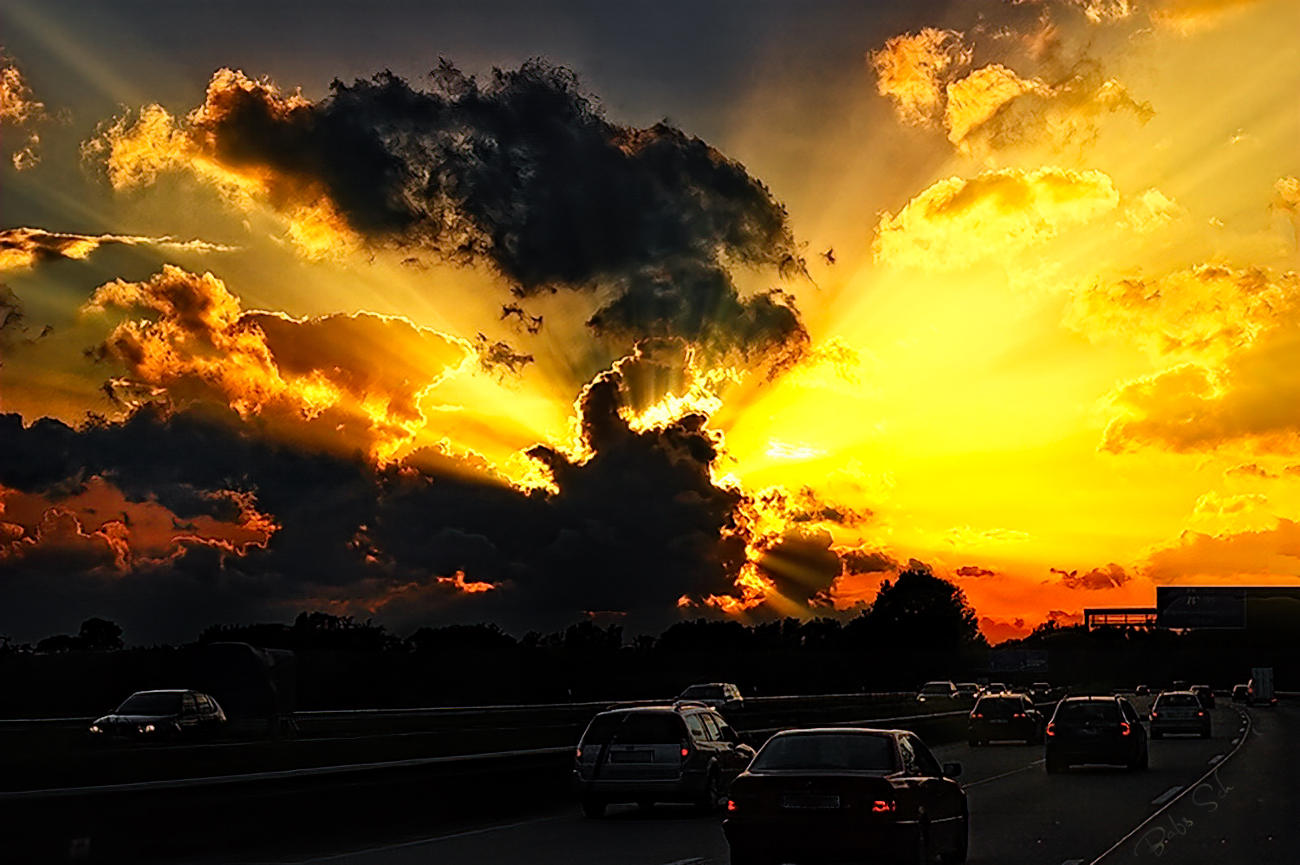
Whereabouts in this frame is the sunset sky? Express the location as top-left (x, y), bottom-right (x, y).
top-left (2, 0), bottom-right (1298, 646)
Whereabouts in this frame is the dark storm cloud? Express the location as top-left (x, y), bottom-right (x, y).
top-left (839, 546), bottom-right (900, 575)
top-left (1049, 563), bottom-right (1130, 590)
top-left (756, 527), bottom-right (842, 607)
top-left (0, 368), bottom-right (757, 642)
top-left (110, 60), bottom-right (808, 366)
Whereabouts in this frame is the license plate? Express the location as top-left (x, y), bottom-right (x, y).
top-left (780, 793), bottom-right (840, 810)
top-left (990, 719), bottom-right (1009, 724)
top-left (609, 750), bottom-right (653, 763)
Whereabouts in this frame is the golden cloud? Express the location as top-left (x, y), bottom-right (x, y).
top-left (1, 56), bottom-right (46, 169)
top-left (873, 167), bottom-right (1121, 271)
top-left (1068, 265), bottom-right (1292, 361)
top-left (83, 266), bottom-right (472, 460)
top-left (1143, 519), bottom-right (1300, 584)
top-left (944, 64), bottom-right (1045, 147)
top-left (1093, 267), bottom-right (1300, 453)
top-left (84, 75), bottom-right (356, 258)
top-left (1150, 0), bottom-right (1261, 34)
top-left (0, 226), bottom-right (236, 273)
top-left (869, 28), bottom-right (971, 127)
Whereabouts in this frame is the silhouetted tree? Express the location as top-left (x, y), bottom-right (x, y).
top-left (845, 565), bottom-right (985, 651)
top-left (407, 623), bottom-right (517, 653)
top-left (78, 618), bottom-right (124, 651)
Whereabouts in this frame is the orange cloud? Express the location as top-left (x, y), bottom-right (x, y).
top-left (1049, 563), bottom-right (1131, 590)
top-left (83, 266), bottom-right (472, 460)
top-left (1143, 519), bottom-right (1300, 583)
top-left (869, 28), bottom-right (971, 127)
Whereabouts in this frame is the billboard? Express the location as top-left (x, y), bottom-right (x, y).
top-left (1156, 587), bottom-right (1247, 629)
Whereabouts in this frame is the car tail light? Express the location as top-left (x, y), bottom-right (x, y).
top-left (1120, 722), bottom-right (1132, 736)
top-left (1046, 722), bottom-right (1055, 737)
top-left (1150, 711), bottom-right (1160, 719)
top-left (872, 800), bottom-right (896, 813)
top-left (575, 747), bottom-right (583, 760)
top-left (680, 741), bottom-right (691, 759)
top-left (1013, 713), bottom-right (1026, 719)
top-left (727, 799), bottom-right (737, 812)
top-left (972, 712), bottom-right (983, 718)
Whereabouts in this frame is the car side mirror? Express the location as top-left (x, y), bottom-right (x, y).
top-left (942, 762), bottom-right (962, 779)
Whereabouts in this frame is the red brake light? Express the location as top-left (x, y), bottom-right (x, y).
top-left (1196, 711), bottom-right (1205, 716)
top-left (872, 800), bottom-right (896, 813)
top-left (973, 712), bottom-right (983, 718)
top-left (1120, 721), bottom-right (1132, 736)
top-left (680, 743), bottom-right (690, 758)
top-left (727, 798), bottom-right (737, 812)
top-left (1150, 711), bottom-right (1159, 719)
top-left (1013, 713), bottom-right (1026, 719)
top-left (1046, 722), bottom-right (1055, 737)
top-left (575, 747), bottom-right (583, 760)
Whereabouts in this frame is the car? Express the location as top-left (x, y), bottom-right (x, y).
top-left (968, 694), bottom-right (1045, 746)
top-left (724, 727), bottom-right (967, 865)
top-left (1189, 685), bottom-right (1215, 709)
top-left (573, 703), bottom-right (755, 817)
top-left (1029, 682), bottom-right (1052, 699)
top-left (954, 682), bottom-right (981, 701)
top-left (678, 682), bottom-right (744, 712)
top-left (916, 680), bottom-right (959, 703)
top-left (1045, 695), bottom-right (1147, 773)
top-left (1135, 684), bottom-right (1151, 696)
top-left (1231, 684), bottom-right (1249, 703)
top-left (88, 689), bottom-right (226, 741)
top-left (1149, 691), bottom-right (1211, 739)
top-left (983, 682), bottom-right (1008, 695)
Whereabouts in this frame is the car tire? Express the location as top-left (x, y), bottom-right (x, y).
top-left (728, 846), bottom-right (768, 865)
top-left (968, 738), bottom-right (980, 748)
top-left (1128, 749), bottom-right (1148, 771)
top-left (695, 771), bottom-right (721, 815)
top-left (581, 797), bottom-right (606, 819)
top-left (1151, 730), bottom-right (1163, 740)
top-left (939, 812), bottom-right (969, 864)
top-left (1201, 727), bottom-right (1211, 739)
top-left (1045, 755), bottom-right (1065, 774)
top-left (912, 821), bottom-right (931, 865)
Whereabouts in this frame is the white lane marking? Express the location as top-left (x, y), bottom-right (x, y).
top-left (1150, 786), bottom-right (1183, 806)
top-left (1208, 753), bottom-right (1224, 764)
top-left (1231, 738), bottom-right (1240, 746)
top-left (269, 815), bottom-right (571, 863)
top-left (964, 759), bottom-right (1045, 788)
top-left (1062, 860), bottom-right (1086, 865)
top-left (661, 860), bottom-right (707, 865)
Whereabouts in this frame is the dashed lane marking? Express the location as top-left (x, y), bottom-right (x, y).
top-left (964, 759), bottom-right (1045, 788)
top-left (1208, 753), bottom-right (1224, 764)
top-left (1150, 786), bottom-right (1183, 806)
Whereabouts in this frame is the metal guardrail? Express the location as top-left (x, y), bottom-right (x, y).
top-left (0, 691), bottom-right (919, 726)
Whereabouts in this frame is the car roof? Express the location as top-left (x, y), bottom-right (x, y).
top-left (595, 704), bottom-right (707, 717)
top-left (130, 689), bottom-right (191, 696)
top-left (768, 727), bottom-right (902, 739)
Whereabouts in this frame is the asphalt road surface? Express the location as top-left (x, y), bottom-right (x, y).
top-left (175, 698), bottom-right (1298, 865)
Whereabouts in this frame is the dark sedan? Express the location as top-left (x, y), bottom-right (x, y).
top-left (968, 694), bottom-right (1045, 746)
top-left (89, 689), bottom-right (226, 741)
top-left (724, 728), bottom-right (967, 864)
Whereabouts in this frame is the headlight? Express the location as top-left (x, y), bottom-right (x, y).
top-left (89, 725), bottom-right (102, 733)
top-left (141, 724), bottom-right (156, 733)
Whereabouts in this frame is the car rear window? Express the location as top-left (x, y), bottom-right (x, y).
top-left (975, 697), bottom-right (1018, 717)
top-left (117, 693), bottom-right (182, 714)
top-left (682, 685), bottom-right (724, 700)
top-left (751, 734), bottom-right (899, 772)
top-left (1056, 700), bottom-right (1119, 722)
top-left (581, 711), bottom-right (686, 746)
top-left (920, 683), bottom-right (951, 694)
top-left (1157, 694), bottom-right (1200, 707)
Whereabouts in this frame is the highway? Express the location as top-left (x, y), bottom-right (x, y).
top-left (161, 698), bottom-right (1299, 865)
